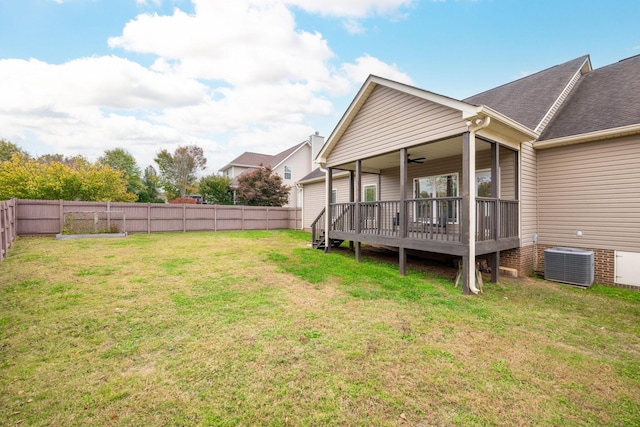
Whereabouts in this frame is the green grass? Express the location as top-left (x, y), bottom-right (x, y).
top-left (1, 230), bottom-right (639, 426)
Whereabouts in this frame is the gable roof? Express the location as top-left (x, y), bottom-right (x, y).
top-left (464, 55), bottom-right (591, 131)
top-left (539, 54), bottom-right (640, 141)
top-left (220, 141), bottom-right (309, 172)
top-left (317, 75), bottom-right (536, 164)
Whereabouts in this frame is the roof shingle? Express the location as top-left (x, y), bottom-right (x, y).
top-left (539, 54), bottom-right (640, 140)
top-left (464, 55), bottom-right (590, 130)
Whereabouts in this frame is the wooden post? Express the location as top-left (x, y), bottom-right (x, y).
top-left (147, 203), bottom-right (151, 234)
top-left (59, 199), bottom-right (64, 234)
top-left (266, 207), bottom-right (270, 231)
top-left (491, 142), bottom-right (501, 283)
top-left (183, 205), bottom-right (187, 232)
top-left (324, 167), bottom-right (333, 253)
top-left (399, 148), bottom-right (408, 275)
top-left (214, 204), bottom-right (218, 232)
top-left (354, 161), bottom-right (362, 262)
top-left (349, 170), bottom-right (354, 250)
top-left (461, 131), bottom-right (475, 295)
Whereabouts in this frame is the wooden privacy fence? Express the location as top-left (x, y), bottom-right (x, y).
top-left (15, 199), bottom-right (302, 236)
top-left (1, 199), bottom-right (18, 263)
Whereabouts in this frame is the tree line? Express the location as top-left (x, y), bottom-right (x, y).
top-left (0, 139), bottom-right (290, 206)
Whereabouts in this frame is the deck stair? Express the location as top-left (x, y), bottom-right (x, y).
top-left (310, 207), bottom-right (344, 249)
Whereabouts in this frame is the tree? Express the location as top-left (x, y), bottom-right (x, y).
top-left (155, 145), bottom-right (207, 199)
top-left (235, 165), bottom-right (290, 207)
top-left (0, 154), bottom-right (136, 202)
top-left (137, 165), bottom-right (164, 203)
top-left (0, 139), bottom-right (29, 162)
top-left (98, 148), bottom-right (142, 198)
top-left (199, 174), bottom-right (233, 205)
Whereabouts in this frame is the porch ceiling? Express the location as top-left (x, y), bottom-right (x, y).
top-left (333, 135), bottom-right (492, 173)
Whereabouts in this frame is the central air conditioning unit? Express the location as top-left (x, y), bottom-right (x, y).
top-left (544, 247), bottom-right (594, 287)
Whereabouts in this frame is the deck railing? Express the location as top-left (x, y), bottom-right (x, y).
top-left (406, 198), bottom-right (461, 242)
top-left (328, 197), bottom-right (517, 243)
top-left (311, 207), bottom-right (326, 246)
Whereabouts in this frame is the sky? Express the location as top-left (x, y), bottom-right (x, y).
top-left (1, 0), bottom-right (639, 174)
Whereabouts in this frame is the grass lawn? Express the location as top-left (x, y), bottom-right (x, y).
top-left (1, 230), bottom-right (640, 426)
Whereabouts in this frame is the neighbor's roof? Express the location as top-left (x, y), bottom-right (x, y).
top-left (219, 141), bottom-right (309, 172)
top-left (464, 55), bottom-right (591, 131)
top-left (539, 54), bottom-right (640, 140)
top-left (298, 167), bottom-right (349, 184)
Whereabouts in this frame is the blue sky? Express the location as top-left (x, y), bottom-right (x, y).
top-left (1, 0), bottom-right (638, 172)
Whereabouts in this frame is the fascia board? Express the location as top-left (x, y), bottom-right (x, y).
top-left (534, 124), bottom-right (640, 149)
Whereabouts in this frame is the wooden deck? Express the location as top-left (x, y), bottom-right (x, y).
top-left (312, 197), bottom-right (520, 256)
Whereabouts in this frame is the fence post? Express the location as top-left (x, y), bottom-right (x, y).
top-left (147, 203), bottom-right (151, 234)
top-left (242, 206), bottom-right (245, 231)
top-left (214, 205), bottom-right (217, 232)
top-left (266, 207), bottom-right (269, 231)
top-left (183, 205), bottom-right (187, 232)
top-left (59, 199), bottom-right (64, 234)
top-left (107, 201), bottom-right (111, 231)
top-left (1, 201), bottom-right (5, 262)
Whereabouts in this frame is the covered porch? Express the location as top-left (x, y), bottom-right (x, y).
top-left (312, 75), bottom-right (537, 293)
top-left (312, 129), bottom-right (522, 294)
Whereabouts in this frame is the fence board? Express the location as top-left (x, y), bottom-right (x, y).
top-left (0, 199), bottom-right (18, 263)
top-left (14, 199), bottom-right (302, 236)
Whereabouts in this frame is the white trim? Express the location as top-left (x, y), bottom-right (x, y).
top-left (533, 124), bottom-right (640, 149)
top-left (362, 183), bottom-right (377, 202)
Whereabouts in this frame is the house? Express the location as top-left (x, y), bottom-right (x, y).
top-left (299, 54), bottom-right (640, 291)
top-left (219, 133), bottom-right (324, 207)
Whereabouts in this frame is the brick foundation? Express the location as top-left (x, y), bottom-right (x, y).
top-left (499, 246), bottom-right (535, 277)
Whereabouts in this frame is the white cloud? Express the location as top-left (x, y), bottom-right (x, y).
top-left (342, 54), bottom-right (414, 85)
top-left (1, 0), bottom-right (415, 171)
top-left (343, 19), bottom-right (367, 34)
top-left (286, 0), bottom-right (414, 18)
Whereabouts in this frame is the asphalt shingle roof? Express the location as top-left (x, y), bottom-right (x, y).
top-left (539, 54), bottom-right (640, 140)
top-left (220, 141), bottom-right (307, 171)
top-left (464, 55), bottom-right (590, 130)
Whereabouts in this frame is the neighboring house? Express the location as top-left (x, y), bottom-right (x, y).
top-left (219, 133), bottom-right (324, 207)
top-left (299, 54), bottom-right (640, 291)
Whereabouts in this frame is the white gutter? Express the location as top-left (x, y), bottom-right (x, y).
top-left (465, 116), bottom-right (492, 295)
top-left (318, 163), bottom-right (330, 249)
top-left (533, 124), bottom-right (640, 149)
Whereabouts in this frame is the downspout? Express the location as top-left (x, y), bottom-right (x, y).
top-left (295, 182), bottom-right (304, 230)
top-left (318, 163), bottom-right (330, 249)
top-left (465, 116), bottom-right (491, 295)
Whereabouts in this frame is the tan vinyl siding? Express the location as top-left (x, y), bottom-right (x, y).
top-left (536, 135), bottom-right (640, 251)
top-left (302, 181), bottom-right (326, 229)
top-left (327, 86), bottom-right (467, 167)
top-left (520, 141), bottom-right (537, 246)
top-left (275, 144), bottom-right (312, 207)
top-left (377, 147), bottom-right (520, 201)
top-left (302, 174), bottom-right (377, 229)
top-left (499, 146), bottom-right (517, 200)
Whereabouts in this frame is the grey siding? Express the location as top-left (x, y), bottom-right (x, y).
top-left (536, 135), bottom-right (640, 251)
top-left (327, 86), bottom-right (467, 167)
top-left (520, 141), bottom-right (537, 246)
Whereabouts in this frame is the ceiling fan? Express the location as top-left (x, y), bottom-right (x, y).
top-left (407, 154), bottom-right (426, 164)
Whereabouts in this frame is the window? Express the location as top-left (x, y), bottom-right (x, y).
top-left (363, 184), bottom-right (377, 202)
top-left (413, 173), bottom-right (458, 223)
top-left (476, 169), bottom-right (492, 197)
top-left (284, 165), bottom-right (292, 180)
top-left (363, 184), bottom-right (377, 221)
